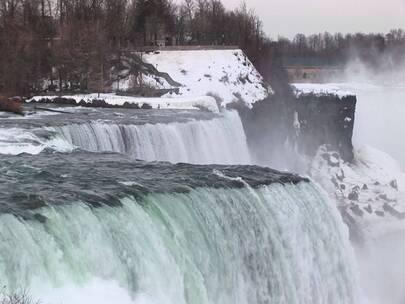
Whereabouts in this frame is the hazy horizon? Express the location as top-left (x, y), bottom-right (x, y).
top-left (221, 0), bottom-right (405, 38)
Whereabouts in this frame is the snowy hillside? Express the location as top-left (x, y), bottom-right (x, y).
top-left (142, 49), bottom-right (269, 107)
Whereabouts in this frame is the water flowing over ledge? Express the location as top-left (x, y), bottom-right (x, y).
top-left (0, 151), bottom-right (306, 214)
top-left (52, 110), bottom-right (251, 164)
top-left (0, 152), bottom-right (359, 304)
top-left (0, 110), bottom-right (251, 165)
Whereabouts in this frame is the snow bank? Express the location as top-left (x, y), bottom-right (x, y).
top-left (292, 83), bottom-right (355, 99)
top-left (142, 49), bottom-right (269, 107)
top-left (28, 94), bottom-right (220, 113)
top-left (311, 145), bottom-right (405, 238)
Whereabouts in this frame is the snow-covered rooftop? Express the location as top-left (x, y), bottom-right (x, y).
top-left (292, 83), bottom-right (355, 99)
top-left (142, 49), bottom-right (269, 108)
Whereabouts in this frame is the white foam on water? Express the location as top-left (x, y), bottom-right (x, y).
top-left (0, 127), bottom-right (74, 155)
top-left (53, 110), bottom-right (251, 164)
top-left (0, 183), bottom-right (361, 304)
top-left (39, 279), bottom-right (137, 304)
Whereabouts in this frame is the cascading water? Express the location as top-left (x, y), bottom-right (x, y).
top-left (0, 110), bottom-right (251, 164)
top-left (0, 153), bottom-right (359, 304)
top-left (52, 110), bottom-right (251, 164)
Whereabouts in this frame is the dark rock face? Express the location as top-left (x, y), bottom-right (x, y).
top-left (339, 207), bottom-right (365, 244)
top-left (233, 95), bottom-right (292, 169)
top-left (383, 203), bottom-right (405, 220)
top-left (293, 94), bottom-right (356, 162)
top-left (236, 92), bottom-right (356, 170)
top-left (348, 190), bottom-right (359, 201)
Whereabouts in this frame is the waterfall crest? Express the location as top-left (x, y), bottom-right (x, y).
top-left (52, 110), bottom-right (251, 164)
top-left (0, 111), bottom-right (251, 164)
top-left (0, 182), bottom-right (359, 304)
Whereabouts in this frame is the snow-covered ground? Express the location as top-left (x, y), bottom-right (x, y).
top-left (310, 144), bottom-right (405, 304)
top-left (142, 49), bottom-right (269, 107)
top-left (30, 49), bottom-right (268, 111)
top-left (311, 145), bottom-right (405, 238)
top-left (307, 83), bottom-right (405, 239)
top-left (28, 94), bottom-right (220, 113)
top-left (293, 81), bottom-right (405, 304)
top-left (292, 83), bottom-right (355, 98)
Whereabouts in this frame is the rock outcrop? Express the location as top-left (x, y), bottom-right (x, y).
top-left (237, 90), bottom-right (356, 170)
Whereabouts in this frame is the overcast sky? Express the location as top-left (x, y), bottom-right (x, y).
top-left (221, 0), bottom-right (405, 38)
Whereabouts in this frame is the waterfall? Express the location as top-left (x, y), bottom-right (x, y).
top-left (0, 181), bottom-right (359, 304)
top-left (0, 111), bottom-right (251, 164)
top-left (52, 110), bottom-right (251, 164)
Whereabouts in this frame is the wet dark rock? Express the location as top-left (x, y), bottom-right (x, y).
top-left (332, 152), bottom-right (340, 159)
top-left (348, 190), bottom-right (359, 201)
top-left (33, 213), bottom-right (48, 223)
top-left (350, 204), bottom-right (364, 217)
top-left (27, 97), bottom-right (151, 110)
top-left (331, 177), bottom-right (339, 188)
top-left (352, 185), bottom-right (360, 192)
top-left (364, 205), bottom-right (373, 214)
top-left (382, 203), bottom-right (405, 220)
top-left (292, 94), bottom-right (356, 162)
top-left (375, 211), bottom-right (385, 217)
top-left (321, 153), bottom-right (340, 167)
top-left (236, 92), bottom-right (356, 170)
top-left (141, 103), bottom-right (153, 110)
top-left (339, 207), bottom-right (364, 244)
top-left (378, 194), bottom-right (396, 203)
top-left (336, 170), bottom-right (345, 182)
top-left (0, 96), bottom-right (23, 115)
top-left (390, 180), bottom-right (398, 190)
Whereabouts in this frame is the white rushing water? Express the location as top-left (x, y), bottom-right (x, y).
top-left (53, 110), bottom-right (251, 164)
top-left (0, 111), bottom-right (251, 164)
top-left (0, 127), bottom-right (73, 155)
top-left (0, 182), bottom-right (360, 304)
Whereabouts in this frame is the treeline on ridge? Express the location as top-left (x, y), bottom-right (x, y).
top-left (0, 0), bottom-right (265, 95)
top-left (0, 0), bottom-right (404, 95)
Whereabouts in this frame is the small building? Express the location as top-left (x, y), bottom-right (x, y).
top-left (283, 57), bottom-right (343, 83)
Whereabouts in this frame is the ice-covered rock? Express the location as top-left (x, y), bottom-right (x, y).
top-left (292, 83), bottom-right (355, 99)
top-left (310, 145), bottom-right (405, 240)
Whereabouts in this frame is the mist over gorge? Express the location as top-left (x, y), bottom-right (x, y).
top-left (0, 1), bottom-right (405, 304)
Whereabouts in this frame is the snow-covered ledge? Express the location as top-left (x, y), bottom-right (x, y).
top-left (27, 94), bottom-right (220, 113)
top-left (292, 83), bottom-right (355, 99)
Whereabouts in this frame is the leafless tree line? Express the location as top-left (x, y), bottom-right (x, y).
top-left (274, 30), bottom-right (405, 68)
top-left (0, 0), bottom-right (266, 95)
top-left (0, 0), bottom-right (403, 95)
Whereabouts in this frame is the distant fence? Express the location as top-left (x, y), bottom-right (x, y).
top-left (130, 45), bottom-right (240, 52)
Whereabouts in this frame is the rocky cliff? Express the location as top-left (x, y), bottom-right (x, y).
top-left (237, 89), bottom-right (356, 171)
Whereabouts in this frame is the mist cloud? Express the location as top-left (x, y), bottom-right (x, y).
top-left (219, 0), bottom-right (405, 38)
